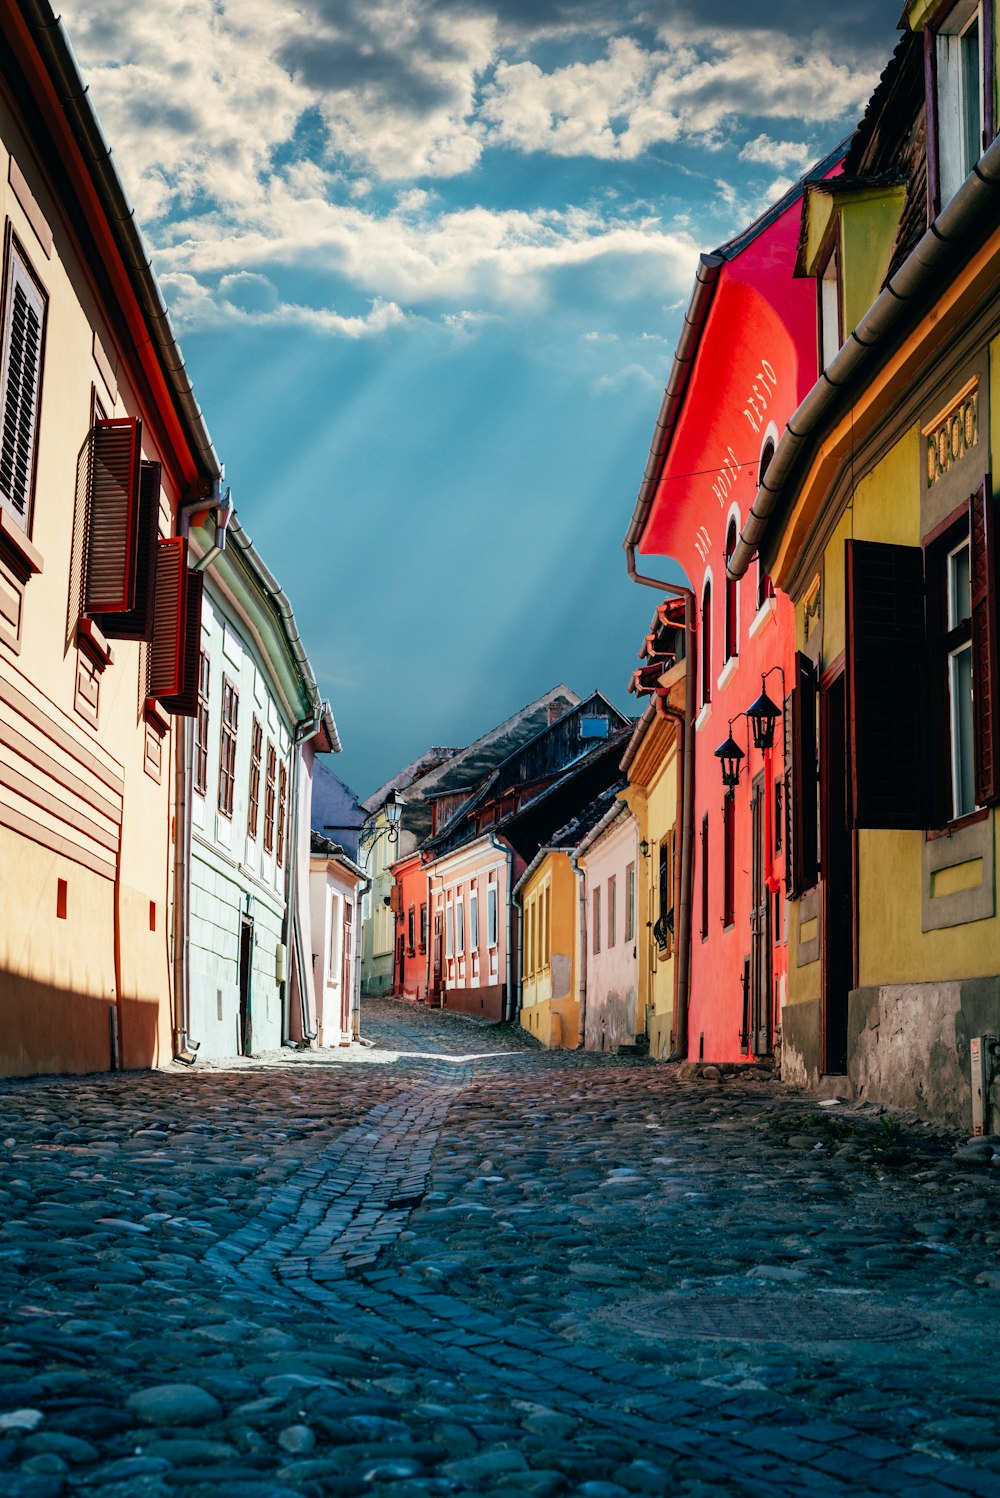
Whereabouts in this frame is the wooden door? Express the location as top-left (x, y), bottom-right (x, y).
top-left (432, 912), bottom-right (443, 998)
top-left (821, 671), bottom-right (853, 1073)
top-left (341, 902), bottom-right (353, 1036)
top-left (238, 914), bottom-right (254, 1056)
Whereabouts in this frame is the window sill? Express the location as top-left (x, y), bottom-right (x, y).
top-left (926, 807), bottom-right (990, 841)
top-left (748, 596), bottom-right (777, 640)
top-left (78, 617), bottom-right (114, 671)
top-left (717, 656), bottom-right (739, 693)
top-left (0, 510), bottom-right (44, 579)
top-left (694, 702), bottom-right (712, 732)
top-left (143, 699), bottom-right (170, 737)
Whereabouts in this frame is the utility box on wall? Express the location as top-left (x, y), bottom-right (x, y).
top-left (970, 1035), bottom-right (1000, 1136)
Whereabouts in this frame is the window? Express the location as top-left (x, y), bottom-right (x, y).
top-left (407, 905), bottom-right (415, 955)
top-left (542, 883), bottom-right (550, 968)
top-left (218, 676), bottom-right (238, 818)
top-left (701, 578), bottom-right (712, 706)
top-left (625, 861), bottom-right (636, 942)
top-left (526, 898), bottom-right (535, 977)
top-left (248, 717), bottom-right (262, 840)
top-left (276, 762), bottom-right (287, 866)
top-left (446, 900), bottom-right (455, 958)
top-left (0, 236), bottom-right (46, 532)
top-left (946, 536), bottom-right (975, 817)
top-left (328, 892), bottom-right (342, 985)
top-left (456, 892), bottom-right (465, 954)
top-left (788, 652), bottom-right (819, 891)
top-left (655, 836), bottom-right (674, 953)
top-left (264, 742), bottom-right (276, 854)
top-left (723, 794), bottom-right (735, 928)
top-left (757, 441), bottom-right (777, 609)
top-left (930, 1), bottom-right (989, 212)
top-left (774, 778), bottom-right (783, 853)
top-left (607, 874), bottom-right (617, 947)
top-left (469, 886), bottom-right (478, 952)
top-left (419, 902), bottom-right (428, 951)
top-left (194, 652), bottom-right (210, 796)
top-left (487, 882), bottom-right (498, 947)
top-left (818, 238), bottom-right (841, 369)
top-left (592, 886), bottom-right (601, 955)
top-left (700, 814), bottom-right (709, 941)
top-left (725, 520), bottom-right (739, 662)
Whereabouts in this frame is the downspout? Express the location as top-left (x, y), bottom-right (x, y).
top-left (570, 852), bottom-right (588, 1049)
top-left (625, 549), bottom-right (696, 1062)
top-left (287, 710), bottom-right (322, 1044)
top-left (352, 873), bottom-right (369, 1040)
top-left (487, 831), bottom-right (515, 1022)
top-left (172, 484), bottom-right (228, 1063)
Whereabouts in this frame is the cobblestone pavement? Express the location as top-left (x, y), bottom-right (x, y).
top-left (2, 998), bottom-right (1000, 1498)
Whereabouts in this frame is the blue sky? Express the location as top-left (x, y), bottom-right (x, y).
top-left (63, 1), bottom-right (900, 796)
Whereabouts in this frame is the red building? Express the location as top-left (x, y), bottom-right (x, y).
top-left (624, 148), bottom-right (843, 1065)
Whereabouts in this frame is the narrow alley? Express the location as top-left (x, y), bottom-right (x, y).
top-left (0, 998), bottom-right (998, 1498)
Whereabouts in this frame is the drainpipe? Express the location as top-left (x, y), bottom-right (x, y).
top-left (570, 852), bottom-right (588, 1048)
top-left (286, 710), bottom-right (322, 1044)
top-left (487, 831), bottom-right (515, 1022)
top-left (172, 484), bottom-right (228, 1063)
top-left (625, 548), bottom-right (695, 1062)
top-left (352, 873), bottom-right (369, 1040)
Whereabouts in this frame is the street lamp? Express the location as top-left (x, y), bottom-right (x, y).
top-left (714, 721), bottom-right (745, 797)
top-left (746, 667), bottom-right (785, 751)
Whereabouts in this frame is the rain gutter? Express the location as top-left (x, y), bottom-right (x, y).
top-left (728, 131), bottom-right (1000, 580)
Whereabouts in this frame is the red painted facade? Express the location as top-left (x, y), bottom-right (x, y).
top-left (637, 180), bottom-right (830, 1064)
top-left (391, 851), bottom-right (430, 1002)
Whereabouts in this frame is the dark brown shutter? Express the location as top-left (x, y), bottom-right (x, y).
top-left (789, 651), bottom-right (818, 895)
top-left (159, 570), bottom-right (204, 716)
top-left (83, 417), bottom-right (142, 613)
top-left (93, 459), bottom-right (159, 639)
top-left (847, 539), bottom-right (928, 829)
top-left (148, 536), bottom-right (187, 698)
top-left (970, 476), bottom-right (1000, 805)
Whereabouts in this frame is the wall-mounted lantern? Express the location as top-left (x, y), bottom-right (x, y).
top-left (746, 666), bottom-right (785, 751)
top-left (714, 725), bottom-right (745, 797)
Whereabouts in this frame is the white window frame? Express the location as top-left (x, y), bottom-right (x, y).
top-left (936, 1), bottom-right (985, 209)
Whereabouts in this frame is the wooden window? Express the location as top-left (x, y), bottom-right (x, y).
top-left (774, 779), bottom-right (783, 852)
top-left (456, 892), bottom-right (465, 954)
top-left (846, 540), bottom-right (928, 829)
top-left (419, 902), bottom-right (428, 951)
top-left (277, 762), bottom-right (288, 866)
top-left (248, 716), bottom-right (262, 839)
top-left (83, 418), bottom-right (142, 616)
top-left (525, 898), bottom-right (534, 978)
top-left (407, 905), bottom-right (415, 955)
top-left (92, 457), bottom-right (158, 640)
top-left (701, 579), bottom-right (712, 706)
top-left (217, 676), bottom-right (238, 817)
top-left (157, 568), bottom-right (204, 716)
top-left (788, 652), bottom-right (819, 893)
top-left (723, 793), bottom-right (735, 928)
top-left (927, 1), bottom-right (993, 214)
top-left (542, 883), bottom-right (550, 968)
top-left (487, 882), bottom-right (498, 947)
top-left (148, 536), bottom-right (204, 714)
top-left (724, 520), bottom-right (738, 662)
top-left (625, 861), bottom-right (636, 942)
top-left (194, 651), bottom-right (210, 795)
top-left (592, 886), bottom-right (601, 955)
top-left (970, 476), bottom-right (1000, 805)
top-left (469, 885), bottom-right (478, 952)
top-left (607, 874), bottom-right (617, 947)
top-left (818, 235), bottom-right (842, 369)
top-left (446, 899), bottom-right (455, 958)
top-left (700, 814), bottom-right (709, 941)
top-left (0, 236), bottom-right (46, 532)
top-left (756, 441), bottom-right (776, 608)
top-left (264, 742), bottom-right (276, 854)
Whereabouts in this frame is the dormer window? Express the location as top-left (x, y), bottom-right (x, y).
top-left (818, 235), bottom-right (841, 369)
top-left (929, 0), bottom-right (993, 212)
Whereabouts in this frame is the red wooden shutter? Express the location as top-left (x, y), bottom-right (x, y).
top-left (159, 570), bottom-right (204, 716)
top-left (84, 417), bottom-right (142, 613)
top-left (93, 459), bottom-right (159, 639)
top-left (789, 652), bottom-right (818, 894)
top-left (970, 476), bottom-right (1000, 805)
top-left (846, 539), bottom-right (928, 829)
top-left (148, 536), bottom-right (187, 698)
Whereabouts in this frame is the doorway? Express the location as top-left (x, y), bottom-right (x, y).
top-left (820, 670), bottom-right (853, 1073)
top-left (238, 914), bottom-right (254, 1057)
top-left (749, 773), bottom-right (772, 1055)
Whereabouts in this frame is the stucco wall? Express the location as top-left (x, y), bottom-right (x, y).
top-left (583, 812), bottom-right (638, 1053)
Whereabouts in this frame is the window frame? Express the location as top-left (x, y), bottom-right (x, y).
top-left (701, 575), bottom-right (712, 707)
top-left (264, 742), bottom-right (277, 855)
top-left (817, 229), bottom-right (843, 372)
top-left (724, 518), bottom-right (739, 663)
top-left (607, 873), bottom-right (617, 948)
top-left (276, 761), bottom-right (288, 866)
top-left (217, 674), bottom-right (238, 819)
top-left (723, 793), bottom-right (736, 929)
top-left (0, 228), bottom-right (47, 538)
top-left (194, 651), bottom-right (210, 797)
top-left (700, 814), bottom-right (709, 942)
top-left (248, 716), bottom-right (262, 841)
top-left (592, 885), bottom-right (601, 956)
top-left (927, 0), bottom-right (993, 215)
top-left (625, 861), bottom-right (636, 943)
top-left (926, 507), bottom-right (982, 827)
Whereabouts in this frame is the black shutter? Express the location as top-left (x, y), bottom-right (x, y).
top-left (789, 652), bottom-right (818, 894)
top-left (93, 459), bottom-right (159, 640)
top-left (159, 570), bottom-right (204, 716)
top-left (148, 536), bottom-right (187, 699)
top-left (970, 476), bottom-right (1000, 805)
top-left (83, 417), bottom-right (142, 614)
top-left (0, 249), bottom-right (46, 527)
top-left (846, 539), bottom-right (928, 829)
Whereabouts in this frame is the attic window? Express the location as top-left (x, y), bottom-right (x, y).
top-left (929, 0), bottom-right (993, 213)
top-left (580, 716), bottom-right (609, 739)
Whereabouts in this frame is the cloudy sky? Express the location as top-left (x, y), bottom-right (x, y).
top-left (62, 0), bottom-right (900, 795)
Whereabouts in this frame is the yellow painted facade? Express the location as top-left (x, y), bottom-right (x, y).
top-left (622, 707), bottom-right (680, 1060)
top-left (519, 850), bottom-right (579, 1049)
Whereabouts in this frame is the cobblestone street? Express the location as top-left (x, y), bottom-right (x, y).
top-left (2, 997), bottom-right (1000, 1498)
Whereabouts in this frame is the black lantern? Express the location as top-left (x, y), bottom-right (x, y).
top-left (714, 729), bottom-right (745, 794)
top-left (746, 687), bottom-right (782, 750)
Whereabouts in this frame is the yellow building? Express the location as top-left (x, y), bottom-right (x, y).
top-left (0, 5), bottom-right (221, 1072)
top-left (517, 847), bottom-right (579, 1048)
top-left (621, 693), bottom-right (681, 1060)
top-left (728, 13), bottom-right (1000, 1125)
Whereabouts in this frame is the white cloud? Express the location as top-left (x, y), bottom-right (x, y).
top-left (738, 134), bottom-right (817, 171)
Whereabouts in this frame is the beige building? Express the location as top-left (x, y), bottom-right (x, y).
top-left (0, 3), bottom-right (223, 1072)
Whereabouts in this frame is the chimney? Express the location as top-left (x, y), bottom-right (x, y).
top-left (547, 697), bottom-right (570, 725)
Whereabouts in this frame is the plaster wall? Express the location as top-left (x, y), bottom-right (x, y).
top-left (583, 813), bottom-right (639, 1053)
top-left (520, 850), bottom-right (578, 1049)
